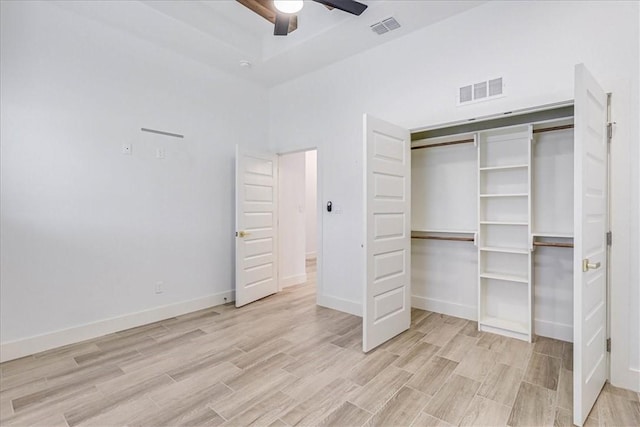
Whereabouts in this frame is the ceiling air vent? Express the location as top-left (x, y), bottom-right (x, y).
top-left (370, 17), bottom-right (401, 35)
top-left (382, 17), bottom-right (401, 31)
top-left (458, 77), bottom-right (505, 105)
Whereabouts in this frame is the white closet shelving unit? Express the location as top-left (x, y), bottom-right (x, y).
top-left (410, 118), bottom-right (576, 343)
top-left (477, 125), bottom-right (533, 341)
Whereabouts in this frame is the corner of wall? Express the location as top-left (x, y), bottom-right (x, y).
top-left (316, 293), bottom-right (362, 318)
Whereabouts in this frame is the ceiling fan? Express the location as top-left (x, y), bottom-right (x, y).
top-left (237, 0), bottom-right (368, 36)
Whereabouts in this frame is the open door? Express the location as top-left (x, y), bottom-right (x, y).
top-left (573, 64), bottom-right (609, 426)
top-left (363, 115), bottom-right (411, 352)
top-left (235, 146), bottom-right (278, 307)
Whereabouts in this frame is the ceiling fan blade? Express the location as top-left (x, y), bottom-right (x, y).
top-left (312, 0), bottom-right (368, 16)
top-left (274, 13), bottom-right (290, 36)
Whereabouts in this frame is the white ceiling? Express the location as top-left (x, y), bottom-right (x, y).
top-left (54, 0), bottom-right (486, 87)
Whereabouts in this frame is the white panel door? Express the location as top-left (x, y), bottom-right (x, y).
top-left (573, 64), bottom-right (608, 426)
top-left (363, 114), bottom-right (411, 352)
top-left (235, 146), bottom-right (278, 307)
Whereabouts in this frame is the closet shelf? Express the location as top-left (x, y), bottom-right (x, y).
top-left (479, 164), bottom-right (529, 171)
top-left (479, 193), bottom-right (528, 198)
top-left (532, 233), bottom-right (574, 248)
top-left (480, 221), bottom-right (528, 226)
top-left (480, 246), bottom-right (529, 254)
top-left (412, 235), bottom-right (474, 242)
top-left (533, 232), bottom-right (574, 238)
top-left (480, 272), bottom-right (528, 284)
top-left (533, 241), bottom-right (574, 248)
top-left (412, 229), bottom-right (475, 235)
top-left (479, 316), bottom-right (528, 335)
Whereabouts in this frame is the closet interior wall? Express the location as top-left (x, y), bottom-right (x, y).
top-left (410, 117), bottom-right (575, 342)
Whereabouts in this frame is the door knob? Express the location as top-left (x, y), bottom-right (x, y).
top-left (237, 231), bottom-right (250, 238)
top-left (582, 259), bottom-right (601, 272)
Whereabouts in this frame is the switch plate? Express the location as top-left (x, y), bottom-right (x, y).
top-left (155, 281), bottom-right (164, 294)
top-left (121, 143), bottom-right (132, 155)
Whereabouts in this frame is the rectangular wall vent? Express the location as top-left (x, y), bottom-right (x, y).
top-left (370, 17), bottom-right (401, 35)
top-left (458, 77), bottom-right (504, 105)
top-left (459, 85), bottom-right (473, 103)
top-left (489, 78), bottom-right (503, 96)
top-left (474, 81), bottom-right (487, 99)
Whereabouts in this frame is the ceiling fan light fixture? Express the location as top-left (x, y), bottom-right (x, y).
top-left (274, 0), bottom-right (304, 14)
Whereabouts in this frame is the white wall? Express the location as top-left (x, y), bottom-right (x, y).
top-left (305, 150), bottom-right (318, 259)
top-left (0, 1), bottom-right (269, 360)
top-left (278, 152), bottom-right (307, 287)
top-left (269, 1), bottom-right (639, 390)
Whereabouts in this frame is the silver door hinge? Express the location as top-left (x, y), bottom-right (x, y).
top-left (607, 123), bottom-right (613, 141)
top-left (606, 338), bottom-right (611, 352)
top-left (606, 231), bottom-right (612, 246)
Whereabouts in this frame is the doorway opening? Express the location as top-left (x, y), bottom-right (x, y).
top-left (278, 149), bottom-right (318, 294)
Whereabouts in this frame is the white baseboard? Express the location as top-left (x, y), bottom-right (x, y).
top-left (612, 368), bottom-right (640, 392)
top-left (317, 294), bottom-right (362, 317)
top-left (0, 290), bottom-right (234, 363)
top-left (411, 296), bottom-right (573, 342)
top-left (280, 274), bottom-right (307, 289)
top-left (534, 319), bottom-right (573, 342)
top-left (411, 296), bottom-right (476, 321)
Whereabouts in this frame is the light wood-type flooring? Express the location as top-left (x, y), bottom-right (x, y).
top-left (2, 260), bottom-right (639, 426)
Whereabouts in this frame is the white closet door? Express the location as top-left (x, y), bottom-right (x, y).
top-left (573, 64), bottom-right (608, 426)
top-left (235, 146), bottom-right (278, 307)
top-left (363, 114), bottom-right (411, 352)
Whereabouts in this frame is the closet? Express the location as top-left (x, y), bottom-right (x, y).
top-left (411, 117), bottom-right (575, 343)
top-left (362, 64), bottom-right (609, 426)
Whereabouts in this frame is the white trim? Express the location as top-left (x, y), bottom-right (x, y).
top-left (280, 274), bottom-right (307, 288)
top-left (615, 369), bottom-right (640, 392)
top-left (611, 368), bottom-right (640, 393)
top-left (0, 290), bottom-right (234, 363)
top-left (411, 296), bottom-right (476, 321)
top-left (314, 147), bottom-right (323, 310)
top-left (317, 294), bottom-right (362, 317)
top-left (411, 295), bottom-right (573, 342)
top-left (534, 319), bottom-right (573, 343)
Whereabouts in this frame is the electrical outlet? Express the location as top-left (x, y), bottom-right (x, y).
top-left (156, 148), bottom-right (165, 159)
top-left (155, 281), bottom-right (164, 294)
top-left (121, 143), bottom-right (132, 155)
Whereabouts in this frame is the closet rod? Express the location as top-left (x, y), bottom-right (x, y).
top-left (411, 235), bottom-right (475, 242)
top-left (413, 125), bottom-right (573, 150)
top-left (411, 138), bottom-right (475, 150)
top-left (533, 241), bottom-right (574, 248)
top-left (532, 124), bottom-right (574, 134)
